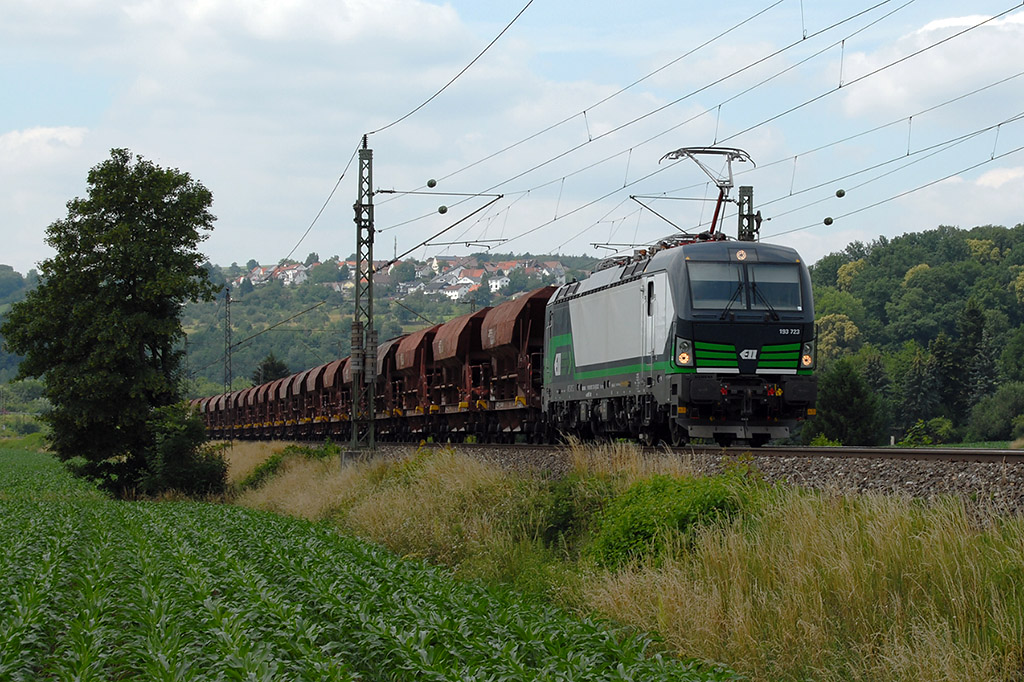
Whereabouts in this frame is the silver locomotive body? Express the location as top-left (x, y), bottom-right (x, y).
top-left (543, 240), bottom-right (816, 446)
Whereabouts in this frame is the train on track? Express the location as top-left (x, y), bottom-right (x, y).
top-left (197, 150), bottom-right (818, 447)
top-left (196, 223), bottom-right (818, 449)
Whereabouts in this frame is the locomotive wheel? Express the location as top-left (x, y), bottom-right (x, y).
top-left (668, 420), bottom-right (687, 447)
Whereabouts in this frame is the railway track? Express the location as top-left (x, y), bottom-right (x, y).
top-left (724, 445), bottom-right (1024, 464)
top-left (415, 440), bottom-right (1024, 464)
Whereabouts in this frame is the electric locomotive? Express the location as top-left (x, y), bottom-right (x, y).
top-left (542, 235), bottom-right (816, 447)
top-left (542, 146), bottom-right (816, 447)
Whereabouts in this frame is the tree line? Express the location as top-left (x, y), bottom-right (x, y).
top-left (806, 223), bottom-right (1024, 445)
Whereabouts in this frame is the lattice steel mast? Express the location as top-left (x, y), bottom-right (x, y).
top-left (350, 136), bottom-right (377, 450)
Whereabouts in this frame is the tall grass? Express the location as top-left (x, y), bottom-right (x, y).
top-left (237, 441), bottom-right (1024, 681)
top-left (219, 440), bottom-right (296, 486)
top-left (239, 446), bottom-right (554, 590)
top-left (563, 436), bottom-right (701, 486)
top-left (585, 491), bottom-right (1024, 681)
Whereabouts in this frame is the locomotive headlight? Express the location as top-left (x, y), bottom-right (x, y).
top-left (800, 341), bottom-right (815, 369)
top-left (676, 338), bottom-right (694, 367)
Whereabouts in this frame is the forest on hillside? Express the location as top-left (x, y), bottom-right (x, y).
top-left (806, 223), bottom-right (1024, 445)
top-left (3, 225), bottom-right (1024, 444)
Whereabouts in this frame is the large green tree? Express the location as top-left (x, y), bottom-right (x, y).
top-left (1, 149), bottom-right (220, 492)
top-left (809, 358), bottom-right (886, 446)
top-left (251, 352), bottom-right (290, 385)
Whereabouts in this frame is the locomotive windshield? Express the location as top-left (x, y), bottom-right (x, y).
top-left (748, 263), bottom-right (802, 311)
top-left (687, 262), bottom-right (746, 309)
top-left (687, 261), bottom-right (803, 312)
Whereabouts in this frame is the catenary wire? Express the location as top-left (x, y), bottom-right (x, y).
top-left (377, 0), bottom-right (913, 237)
top-left (766, 143), bottom-right (1024, 239)
top-left (367, 0), bottom-right (535, 137)
top-left (492, 4), bottom-right (1022, 254)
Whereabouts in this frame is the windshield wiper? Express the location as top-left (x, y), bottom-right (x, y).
top-left (750, 270), bottom-right (780, 321)
top-left (719, 271), bottom-right (744, 320)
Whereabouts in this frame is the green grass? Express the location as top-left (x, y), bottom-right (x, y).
top-left (0, 431), bottom-right (48, 452)
top-left (240, 442), bottom-right (1024, 682)
top-left (0, 447), bottom-right (735, 681)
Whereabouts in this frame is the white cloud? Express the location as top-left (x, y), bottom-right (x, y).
top-left (839, 12), bottom-right (1024, 119)
top-left (0, 126), bottom-right (87, 160)
top-left (975, 166), bottom-right (1024, 189)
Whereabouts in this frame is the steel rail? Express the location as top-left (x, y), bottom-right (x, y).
top-left (396, 441), bottom-right (1024, 464)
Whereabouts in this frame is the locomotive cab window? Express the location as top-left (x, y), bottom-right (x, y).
top-left (748, 263), bottom-right (802, 311)
top-left (687, 262), bottom-right (746, 310)
top-left (687, 261), bottom-right (803, 312)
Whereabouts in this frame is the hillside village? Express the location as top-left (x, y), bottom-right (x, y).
top-left (229, 255), bottom-right (568, 301)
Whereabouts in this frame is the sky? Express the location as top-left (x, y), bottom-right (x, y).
top-left (3, 0), bottom-right (1024, 276)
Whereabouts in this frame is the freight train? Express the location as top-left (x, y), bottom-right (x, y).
top-left (196, 234), bottom-right (817, 447)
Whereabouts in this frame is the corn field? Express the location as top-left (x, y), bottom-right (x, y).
top-left (0, 448), bottom-right (737, 681)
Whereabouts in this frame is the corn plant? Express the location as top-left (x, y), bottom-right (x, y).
top-left (0, 449), bottom-right (737, 681)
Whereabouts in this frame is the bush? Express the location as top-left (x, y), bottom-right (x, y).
top-left (280, 439), bottom-right (341, 461)
top-left (539, 473), bottom-right (615, 550)
top-left (142, 402), bottom-right (227, 497)
top-left (809, 433), bottom-right (842, 446)
top-left (898, 420), bottom-right (933, 447)
top-left (1013, 415), bottom-right (1024, 440)
top-left (587, 475), bottom-right (743, 569)
top-left (12, 420), bottom-right (41, 435)
top-left (966, 382), bottom-right (1024, 441)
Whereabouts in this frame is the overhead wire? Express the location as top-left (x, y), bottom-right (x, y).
top-left (281, 141), bottom-right (361, 263)
top-left (718, 3), bottom-right (1024, 145)
top-left (406, 0), bottom-right (792, 193)
top-left (613, 107), bottom-right (1024, 250)
top-left (400, 28), bottom-right (1024, 259)
top-left (198, 2), bottom-right (1024, 379)
top-left (767, 142), bottom-right (1024, 239)
top-left (494, 3), bottom-right (1022, 254)
top-left (282, 1), bottom-right (534, 262)
top-left (377, 0), bottom-right (914, 242)
top-left (625, 67), bottom-right (1024, 205)
top-left (198, 2), bottom-right (538, 377)
top-left (367, 0), bottom-right (536, 137)
top-left (467, 0), bottom-right (909, 195)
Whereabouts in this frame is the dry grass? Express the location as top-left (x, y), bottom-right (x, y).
top-left (563, 436), bottom-right (700, 489)
top-left (338, 448), bottom-right (541, 570)
top-left (218, 440), bottom-right (296, 486)
top-left (235, 446), bottom-right (545, 574)
top-left (584, 490), bottom-right (1024, 682)
top-left (236, 454), bottom-right (368, 521)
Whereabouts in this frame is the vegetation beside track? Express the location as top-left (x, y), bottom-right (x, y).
top-left (0, 446), bottom-right (734, 681)
top-left (233, 439), bottom-right (1024, 682)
